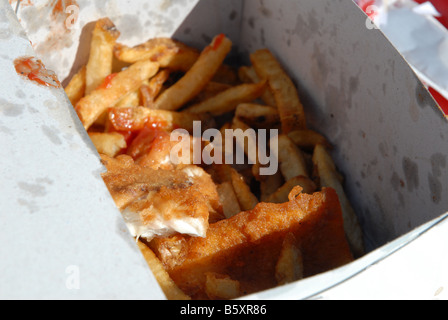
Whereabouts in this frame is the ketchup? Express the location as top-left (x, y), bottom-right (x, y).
top-left (126, 125), bottom-right (169, 160)
top-left (98, 73), bottom-right (118, 90)
top-left (14, 56), bottom-right (61, 88)
top-left (109, 107), bottom-right (170, 132)
top-left (212, 34), bottom-right (225, 51)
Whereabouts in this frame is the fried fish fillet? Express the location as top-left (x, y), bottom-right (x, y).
top-left (101, 155), bottom-right (224, 240)
top-left (149, 186), bottom-right (354, 299)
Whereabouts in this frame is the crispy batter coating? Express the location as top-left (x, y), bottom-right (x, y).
top-left (101, 155), bottom-right (224, 240)
top-left (150, 187), bottom-right (353, 299)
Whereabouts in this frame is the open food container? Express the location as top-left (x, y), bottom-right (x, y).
top-left (1, 0), bottom-right (447, 300)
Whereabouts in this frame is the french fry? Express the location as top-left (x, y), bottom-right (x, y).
top-left (64, 66), bottom-right (86, 107)
top-left (230, 168), bottom-right (258, 211)
top-left (250, 49), bottom-right (307, 133)
top-left (114, 89), bottom-right (141, 109)
top-left (275, 233), bottom-right (304, 285)
top-left (259, 170), bottom-right (284, 202)
top-left (88, 132), bottom-right (126, 158)
top-left (75, 60), bottom-right (159, 130)
top-left (137, 241), bottom-right (191, 300)
top-left (114, 38), bottom-right (200, 72)
top-left (231, 117), bottom-right (259, 165)
top-left (238, 66), bottom-right (276, 107)
top-left (205, 273), bottom-right (241, 300)
top-left (277, 135), bottom-right (309, 181)
top-left (208, 164), bottom-right (258, 212)
top-left (217, 182), bottom-right (241, 219)
top-left (191, 82), bottom-right (232, 104)
top-left (206, 164), bottom-right (232, 185)
top-left (235, 103), bottom-right (280, 129)
top-left (153, 34), bottom-right (232, 111)
top-left (115, 38), bottom-right (237, 81)
top-left (140, 69), bottom-right (171, 108)
top-left (211, 64), bottom-right (239, 85)
top-left (288, 129), bottom-right (331, 150)
top-left (85, 18), bottom-right (120, 95)
top-left (267, 176), bottom-right (317, 204)
top-left (185, 80), bottom-right (267, 116)
top-left (312, 144), bottom-right (364, 258)
top-left (108, 106), bottom-right (211, 133)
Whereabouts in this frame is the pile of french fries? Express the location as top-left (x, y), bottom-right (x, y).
top-left (65, 18), bottom-right (364, 300)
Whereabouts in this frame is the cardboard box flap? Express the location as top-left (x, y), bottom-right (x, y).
top-left (0, 1), bottom-right (166, 299)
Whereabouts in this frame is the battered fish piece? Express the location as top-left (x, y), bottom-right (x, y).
top-left (149, 186), bottom-right (354, 299)
top-left (101, 155), bottom-right (224, 240)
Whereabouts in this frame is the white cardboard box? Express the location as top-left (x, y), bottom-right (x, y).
top-left (1, 0), bottom-right (447, 300)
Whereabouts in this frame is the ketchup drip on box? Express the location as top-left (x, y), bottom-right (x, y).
top-left (14, 56), bottom-right (61, 88)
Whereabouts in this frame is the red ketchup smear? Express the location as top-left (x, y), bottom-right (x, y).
top-left (14, 56), bottom-right (61, 88)
top-left (126, 125), bottom-right (170, 160)
top-left (108, 107), bottom-right (170, 132)
top-left (107, 107), bottom-right (172, 155)
top-left (212, 33), bottom-right (225, 51)
top-left (98, 73), bottom-right (118, 90)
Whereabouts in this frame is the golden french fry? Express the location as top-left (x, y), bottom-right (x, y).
top-left (108, 106), bottom-right (211, 133)
top-left (207, 164), bottom-right (258, 212)
top-left (88, 132), bottom-right (126, 157)
top-left (230, 168), bottom-right (258, 211)
top-left (231, 117), bottom-right (259, 165)
top-left (288, 129), bottom-right (331, 150)
top-left (140, 69), bottom-right (171, 108)
top-left (212, 64), bottom-right (238, 85)
top-left (275, 233), bottom-right (304, 285)
top-left (205, 164), bottom-right (232, 185)
top-left (235, 103), bottom-right (280, 129)
top-left (185, 81), bottom-right (267, 116)
top-left (277, 135), bottom-right (309, 181)
top-left (238, 66), bottom-right (253, 84)
top-left (217, 182), bottom-right (241, 219)
top-left (75, 60), bottom-right (159, 130)
top-left (64, 66), bottom-right (86, 107)
top-left (115, 38), bottom-right (237, 81)
top-left (215, 123), bottom-right (233, 165)
top-left (267, 176), bottom-right (317, 204)
top-left (191, 82), bottom-right (232, 104)
top-left (114, 38), bottom-right (200, 72)
top-left (205, 273), bottom-right (241, 300)
top-left (85, 18), bottom-right (120, 95)
top-left (153, 34), bottom-right (232, 111)
top-left (137, 241), bottom-right (191, 300)
top-left (250, 49), bottom-right (307, 133)
top-left (114, 89), bottom-right (141, 109)
top-left (312, 144), bottom-right (364, 258)
top-left (259, 170), bottom-right (284, 202)
top-left (238, 65), bottom-right (276, 107)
